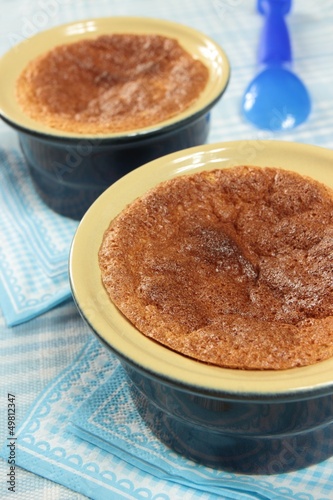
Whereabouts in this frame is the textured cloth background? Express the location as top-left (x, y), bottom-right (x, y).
top-left (1, 0), bottom-right (333, 498)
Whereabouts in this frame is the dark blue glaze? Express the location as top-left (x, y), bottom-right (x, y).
top-left (124, 361), bottom-right (333, 473)
top-left (17, 113), bottom-right (210, 220)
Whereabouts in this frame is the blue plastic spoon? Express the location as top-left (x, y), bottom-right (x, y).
top-left (242, 0), bottom-right (311, 131)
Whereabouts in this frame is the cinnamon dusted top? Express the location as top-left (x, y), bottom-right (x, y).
top-left (16, 34), bottom-right (209, 134)
top-left (98, 166), bottom-right (333, 370)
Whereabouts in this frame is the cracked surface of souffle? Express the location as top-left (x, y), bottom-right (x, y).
top-left (99, 166), bottom-right (333, 370)
top-left (16, 34), bottom-right (209, 134)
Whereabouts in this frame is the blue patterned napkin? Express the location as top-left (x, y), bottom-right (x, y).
top-left (0, 149), bottom-right (78, 326)
top-left (5, 337), bottom-right (333, 500)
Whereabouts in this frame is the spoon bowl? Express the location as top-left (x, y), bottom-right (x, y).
top-left (242, 65), bottom-right (311, 131)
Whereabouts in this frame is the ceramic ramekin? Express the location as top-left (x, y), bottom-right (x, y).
top-left (69, 140), bottom-right (333, 473)
top-left (0, 17), bottom-right (230, 219)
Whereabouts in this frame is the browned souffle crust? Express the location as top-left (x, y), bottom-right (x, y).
top-left (16, 34), bottom-right (209, 134)
top-left (98, 166), bottom-right (333, 370)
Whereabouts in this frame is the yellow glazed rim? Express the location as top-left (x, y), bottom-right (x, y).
top-left (0, 16), bottom-right (230, 140)
top-left (69, 140), bottom-right (333, 401)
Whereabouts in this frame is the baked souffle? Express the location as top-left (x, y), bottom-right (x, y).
top-left (16, 34), bottom-right (209, 134)
top-left (98, 166), bottom-right (333, 370)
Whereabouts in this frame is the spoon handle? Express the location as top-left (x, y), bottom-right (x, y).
top-left (257, 0), bottom-right (292, 65)
top-left (257, 0), bottom-right (291, 15)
